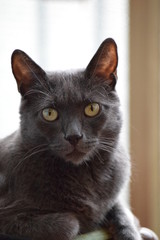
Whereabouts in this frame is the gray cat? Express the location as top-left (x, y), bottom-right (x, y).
top-left (0, 38), bottom-right (154, 240)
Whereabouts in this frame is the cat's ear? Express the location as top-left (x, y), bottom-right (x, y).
top-left (85, 38), bottom-right (118, 88)
top-left (11, 50), bottom-right (46, 95)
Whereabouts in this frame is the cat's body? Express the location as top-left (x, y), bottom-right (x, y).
top-left (0, 39), bottom-right (141, 240)
top-left (0, 129), bottom-right (129, 233)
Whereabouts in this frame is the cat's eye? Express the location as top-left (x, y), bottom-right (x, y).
top-left (42, 108), bottom-right (58, 122)
top-left (84, 103), bottom-right (100, 117)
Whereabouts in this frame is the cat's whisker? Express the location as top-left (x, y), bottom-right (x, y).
top-left (99, 147), bottom-right (113, 154)
top-left (99, 143), bottom-right (115, 151)
top-left (22, 144), bottom-right (49, 159)
top-left (10, 144), bottom-right (49, 177)
top-left (99, 136), bottom-right (116, 142)
top-left (99, 141), bottom-right (115, 148)
top-left (49, 143), bottom-right (68, 152)
top-left (83, 159), bottom-right (90, 168)
top-left (99, 137), bottom-right (116, 149)
top-left (8, 145), bottom-right (49, 190)
top-left (91, 88), bottom-right (108, 100)
top-left (24, 89), bottom-right (52, 99)
top-left (23, 147), bottom-right (49, 161)
top-left (98, 139), bottom-right (116, 154)
top-left (94, 150), bottom-right (105, 164)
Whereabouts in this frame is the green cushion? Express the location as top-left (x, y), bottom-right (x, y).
top-left (75, 229), bottom-right (110, 240)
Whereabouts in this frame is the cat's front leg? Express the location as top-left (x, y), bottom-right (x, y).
top-left (0, 233), bottom-right (29, 240)
top-left (0, 212), bottom-right (79, 240)
top-left (103, 202), bottom-right (142, 240)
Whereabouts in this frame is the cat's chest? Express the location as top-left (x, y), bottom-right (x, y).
top-left (12, 156), bottom-right (110, 221)
top-left (14, 158), bottom-right (106, 199)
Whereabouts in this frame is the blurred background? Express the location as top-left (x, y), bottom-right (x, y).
top-left (0, 0), bottom-right (159, 237)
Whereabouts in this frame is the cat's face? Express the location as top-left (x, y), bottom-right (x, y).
top-left (11, 38), bottom-right (121, 165)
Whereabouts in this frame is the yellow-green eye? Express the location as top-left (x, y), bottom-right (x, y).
top-left (84, 103), bottom-right (100, 117)
top-left (42, 108), bottom-right (58, 122)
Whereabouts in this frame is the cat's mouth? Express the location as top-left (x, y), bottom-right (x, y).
top-left (65, 148), bottom-right (87, 164)
top-left (66, 148), bottom-right (85, 157)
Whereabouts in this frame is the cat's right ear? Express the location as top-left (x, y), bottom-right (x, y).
top-left (11, 50), bottom-right (46, 95)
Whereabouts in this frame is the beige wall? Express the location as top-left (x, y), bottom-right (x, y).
top-left (130, 0), bottom-right (160, 237)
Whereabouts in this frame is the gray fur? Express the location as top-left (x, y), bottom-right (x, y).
top-left (0, 39), bottom-right (141, 240)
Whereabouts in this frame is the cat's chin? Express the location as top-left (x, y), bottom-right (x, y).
top-left (65, 149), bottom-right (90, 165)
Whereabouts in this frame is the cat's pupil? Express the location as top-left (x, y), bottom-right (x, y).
top-left (91, 105), bottom-right (94, 111)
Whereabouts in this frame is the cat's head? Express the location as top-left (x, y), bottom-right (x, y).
top-left (11, 38), bottom-right (121, 165)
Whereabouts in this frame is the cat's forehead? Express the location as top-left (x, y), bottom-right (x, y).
top-left (47, 71), bottom-right (89, 104)
top-left (44, 70), bottom-right (114, 107)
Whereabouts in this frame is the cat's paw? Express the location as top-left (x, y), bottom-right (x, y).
top-left (140, 228), bottom-right (159, 240)
top-left (112, 227), bottom-right (142, 240)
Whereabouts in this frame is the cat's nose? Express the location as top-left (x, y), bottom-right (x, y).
top-left (65, 134), bottom-right (83, 146)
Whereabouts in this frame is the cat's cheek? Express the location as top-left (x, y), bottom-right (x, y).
top-left (86, 114), bottom-right (107, 135)
top-left (36, 120), bottom-right (61, 140)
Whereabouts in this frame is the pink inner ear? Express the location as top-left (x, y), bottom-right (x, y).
top-left (12, 56), bottom-right (33, 94)
top-left (95, 46), bottom-right (117, 79)
top-left (86, 38), bottom-right (118, 83)
top-left (12, 49), bottom-right (47, 95)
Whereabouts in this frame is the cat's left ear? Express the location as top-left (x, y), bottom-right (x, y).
top-left (11, 50), bottom-right (46, 95)
top-left (85, 38), bottom-right (118, 89)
